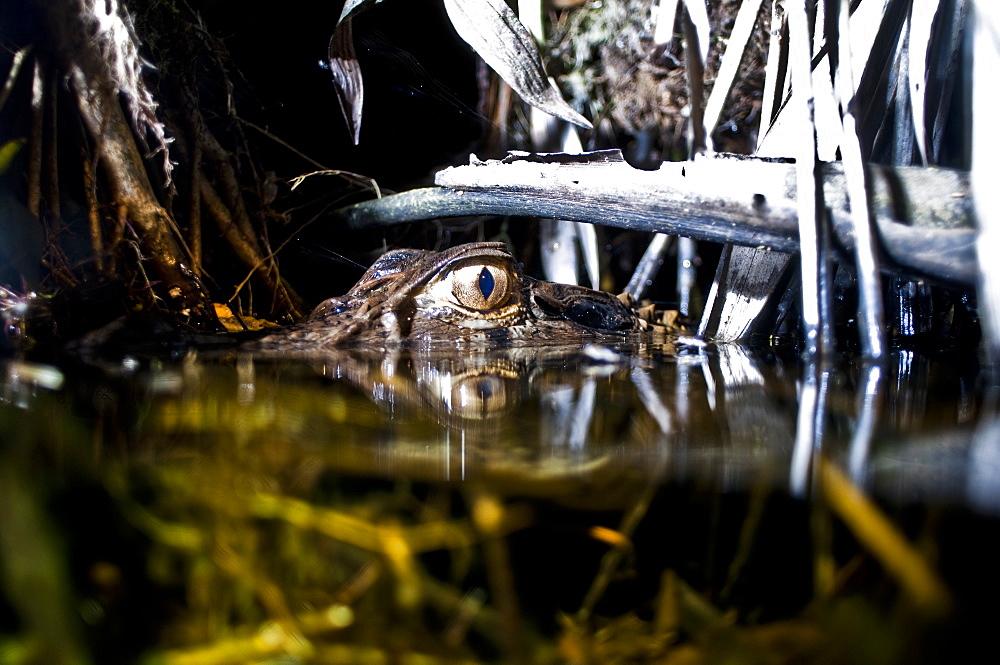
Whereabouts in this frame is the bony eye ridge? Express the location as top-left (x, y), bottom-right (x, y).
top-left (451, 264), bottom-right (511, 310)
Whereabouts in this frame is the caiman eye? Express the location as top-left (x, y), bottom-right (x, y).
top-left (451, 264), bottom-right (511, 310)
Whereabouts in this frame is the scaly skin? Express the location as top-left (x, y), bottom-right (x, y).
top-left (252, 242), bottom-right (662, 350)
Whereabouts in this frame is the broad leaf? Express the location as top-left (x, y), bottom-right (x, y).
top-left (329, 0), bottom-right (591, 143)
top-left (442, 0), bottom-right (591, 129)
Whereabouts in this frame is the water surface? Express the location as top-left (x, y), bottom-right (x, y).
top-left (1, 338), bottom-right (996, 664)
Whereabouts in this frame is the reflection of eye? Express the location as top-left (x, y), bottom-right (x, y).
top-left (453, 374), bottom-right (509, 417)
top-left (451, 264), bottom-right (511, 310)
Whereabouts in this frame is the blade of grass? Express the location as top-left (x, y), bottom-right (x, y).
top-left (926, 0), bottom-right (968, 164)
top-left (759, 0), bottom-right (790, 147)
top-left (683, 0), bottom-right (711, 153)
top-left (909, 0), bottom-right (941, 164)
top-left (654, 0), bottom-right (682, 47)
top-left (704, 0), bottom-right (765, 146)
top-left (819, 459), bottom-right (951, 614)
top-left (855, 0), bottom-right (909, 158)
top-left (835, 0), bottom-right (885, 359)
top-left (890, 18), bottom-right (917, 164)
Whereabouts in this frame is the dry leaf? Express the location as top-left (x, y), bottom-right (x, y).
top-left (328, 16), bottom-right (363, 145)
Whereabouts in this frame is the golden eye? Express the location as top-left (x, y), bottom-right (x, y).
top-left (451, 264), bottom-right (511, 310)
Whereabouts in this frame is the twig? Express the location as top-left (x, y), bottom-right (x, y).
top-left (44, 71), bottom-right (60, 223)
top-left (288, 168), bottom-right (383, 199)
top-left (226, 202), bottom-right (350, 305)
top-left (188, 141), bottom-right (203, 275)
top-left (200, 176), bottom-right (306, 318)
top-left (81, 146), bottom-right (104, 273)
top-left (27, 59), bottom-right (44, 218)
top-left (125, 238), bottom-right (164, 305)
top-left (0, 45), bottom-right (32, 114)
top-left (576, 483), bottom-right (657, 623)
top-left (240, 118), bottom-right (385, 198)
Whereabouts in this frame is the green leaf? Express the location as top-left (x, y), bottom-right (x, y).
top-left (0, 138), bottom-right (26, 175)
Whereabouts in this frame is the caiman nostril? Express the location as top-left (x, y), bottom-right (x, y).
top-left (531, 293), bottom-right (564, 317)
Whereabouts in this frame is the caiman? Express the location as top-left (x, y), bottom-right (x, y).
top-left (60, 241), bottom-right (672, 363)
top-left (251, 241), bottom-right (671, 350)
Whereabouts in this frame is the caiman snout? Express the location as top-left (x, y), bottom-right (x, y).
top-left (528, 280), bottom-right (639, 332)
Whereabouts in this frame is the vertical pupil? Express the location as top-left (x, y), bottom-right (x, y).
top-left (478, 267), bottom-right (495, 300)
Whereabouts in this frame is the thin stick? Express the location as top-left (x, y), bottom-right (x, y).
top-left (188, 141), bottom-right (203, 275)
top-left (575, 484), bottom-right (657, 623)
top-left (625, 233), bottom-right (672, 301)
top-left (44, 72), bottom-right (60, 223)
top-left (201, 177), bottom-right (305, 317)
top-left (241, 118), bottom-right (383, 198)
top-left (683, 0), bottom-right (710, 154)
top-left (27, 60), bottom-right (44, 218)
top-left (787, 0), bottom-right (832, 357)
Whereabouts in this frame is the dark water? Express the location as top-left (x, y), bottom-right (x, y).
top-left (2, 337), bottom-right (999, 664)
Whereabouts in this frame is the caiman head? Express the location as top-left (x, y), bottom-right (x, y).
top-left (258, 242), bottom-right (664, 349)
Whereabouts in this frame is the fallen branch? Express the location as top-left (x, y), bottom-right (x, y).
top-left (337, 150), bottom-right (976, 285)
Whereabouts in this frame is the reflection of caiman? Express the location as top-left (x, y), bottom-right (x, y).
top-left (254, 241), bottom-right (669, 350)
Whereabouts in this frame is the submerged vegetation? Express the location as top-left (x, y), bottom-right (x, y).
top-left (1, 347), bottom-right (987, 664)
